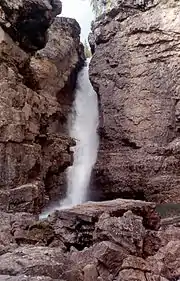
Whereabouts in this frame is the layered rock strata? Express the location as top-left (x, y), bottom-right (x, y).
top-left (89, 0), bottom-right (180, 203)
top-left (0, 0), bottom-right (85, 213)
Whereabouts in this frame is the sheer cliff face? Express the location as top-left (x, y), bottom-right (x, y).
top-left (0, 0), bottom-right (85, 213)
top-left (89, 0), bottom-right (180, 203)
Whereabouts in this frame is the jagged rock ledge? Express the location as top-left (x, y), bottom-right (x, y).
top-left (0, 199), bottom-right (179, 280)
top-left (0, 0), bottom-right (85, 214)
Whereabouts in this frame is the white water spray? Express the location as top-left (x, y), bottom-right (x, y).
top-left (40, 59), bottom-right (99, 218)
top-left (61, 59), bottom-right (99, 208)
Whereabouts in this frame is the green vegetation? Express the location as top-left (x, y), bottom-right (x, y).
top-left (156, 203), bottom-right (180, 218)
top-left (90, 0), bottom-right (101, 16)
top-left (90, 0), bottom-right (112, 16)
top-left (84, 40), bottom-right (92, 58)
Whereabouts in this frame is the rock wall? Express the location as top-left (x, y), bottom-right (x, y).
top-left (2, 1), bottom-right (180, 280)
top-left (89, 0), bottom-right (180, 203)
top-left (0, 0), bottom-right (85, 213)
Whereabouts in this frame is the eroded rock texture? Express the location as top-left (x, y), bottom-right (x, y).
top-left (0, 0), bottom-right (62, 52)
top-left (0, 0), bottom-right (85, 213)
top-left (89, 0), bottom-right (180, 203)
top-left (0, 199), bottom-right (179, 281)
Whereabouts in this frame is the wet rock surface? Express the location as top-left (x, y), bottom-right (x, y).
top-left (0, 199), bottom-right (179, 281)
top-left (89, 0), bottom-right (180, 203)
top-left (0, 0), bottom-right (85, 213)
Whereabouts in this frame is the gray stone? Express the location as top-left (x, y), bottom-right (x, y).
top-left (0, 0), bottom-right (62, 51)
top-left (89, 0), bottom-right (180, 204)
top-left (0, 246), bottom-right (66, 278)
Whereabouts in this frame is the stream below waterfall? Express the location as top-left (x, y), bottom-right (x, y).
top-left (40, 59), bottom-right (99, 219)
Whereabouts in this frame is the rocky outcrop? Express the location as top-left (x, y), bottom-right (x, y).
top-left (0, 199), bottom-right (179, 281)
top-left (89, 0), bottom-right (180, 203)
top-left (0, 0), bottom-right (62, 52)
top-left (0, 0), bottom-right (85, 213)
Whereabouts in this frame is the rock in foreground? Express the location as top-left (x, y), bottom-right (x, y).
top-left (0, 199), bottom-right (179, 280)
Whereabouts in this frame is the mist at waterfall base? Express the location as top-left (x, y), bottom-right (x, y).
top-left (39, 59), bottom-right (99, 219)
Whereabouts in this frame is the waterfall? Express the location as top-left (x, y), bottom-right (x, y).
top-left (61, 58), bottom-right (99, 208)
top-left (39, 59), bottom-right (99, 218)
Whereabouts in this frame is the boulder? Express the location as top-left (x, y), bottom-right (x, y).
top-left (93, 211), bottom-right (146, 255)
top-left (117, 269), bottom-right (147, 281)
top-left (83, 264), bottom-right (98, 281)
top-left (0, 199), bottom-right (178, 281)
top-left (0, 211), bottom-right (36, 254)
top-left (146, 240), bottom-right (180, 279)
top-left (0, 246), bottom-right (66, 278)
top-left (47, 199), bottom-right (160, 250)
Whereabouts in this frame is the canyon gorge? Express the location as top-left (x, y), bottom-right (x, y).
top-left (0, 0), bottom-right (179, 280)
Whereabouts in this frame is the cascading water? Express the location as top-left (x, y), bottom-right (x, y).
top-left (40, 59), bottom-right (99, 218)
top-left (61, 58), bottom-right (99, 208)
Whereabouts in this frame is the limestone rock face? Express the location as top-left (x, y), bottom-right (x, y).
top-left (89, 0), bottom-right (180, 203)
top-left (0, 1), bottom-right (85, 213)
